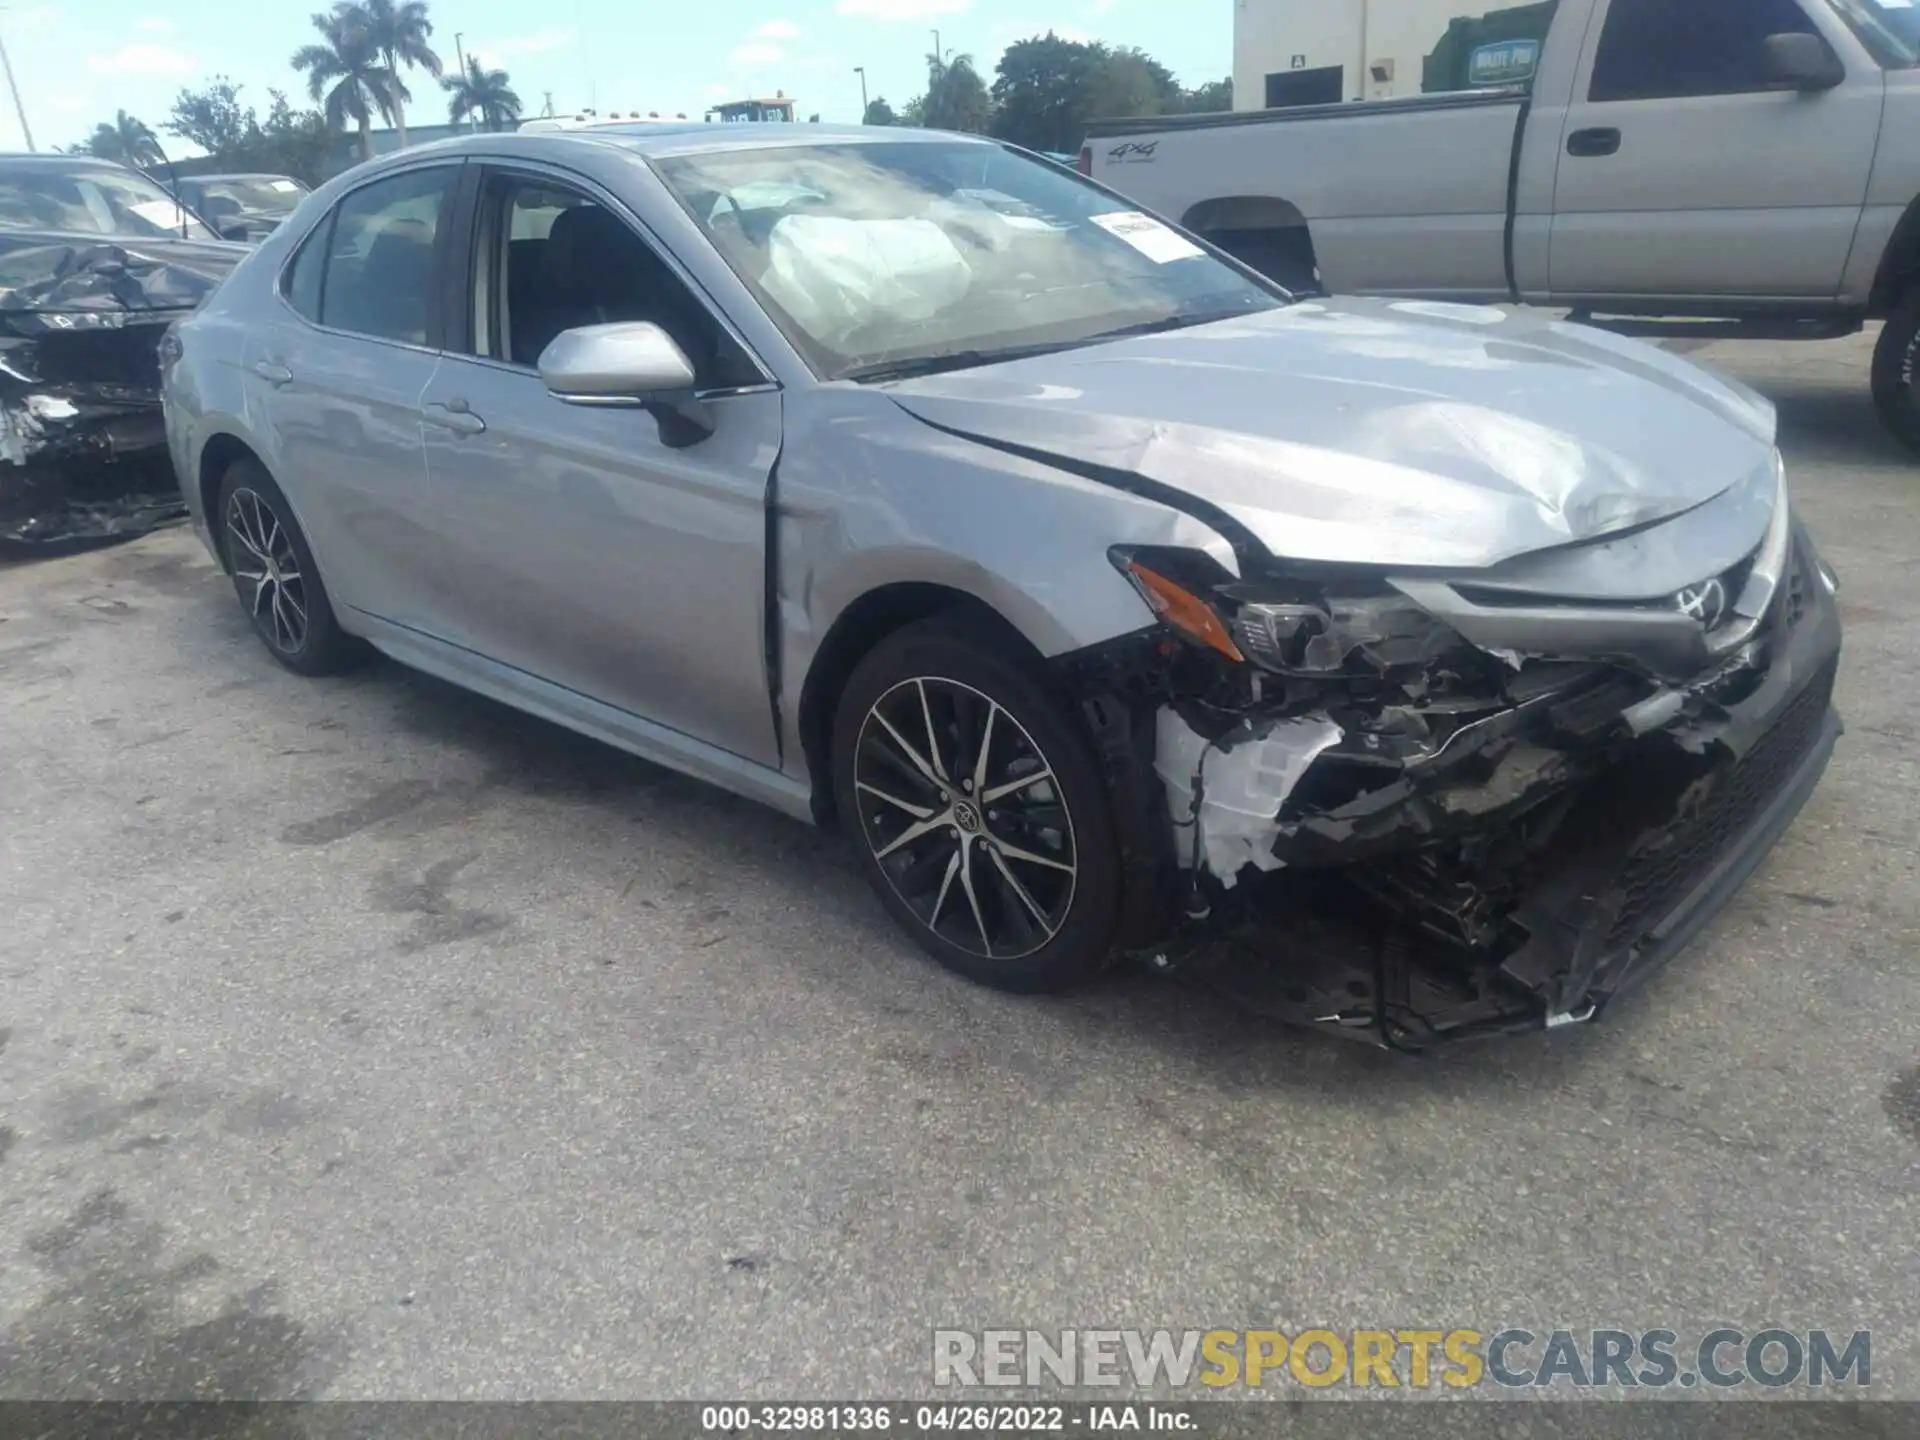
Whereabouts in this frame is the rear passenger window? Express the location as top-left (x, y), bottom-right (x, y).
top-left (318, 166), bottom-right (456, 345)
top-left (1589, 0), bottom-right (1824, 101)
top-left (281, 219), bottom-right (327, 322)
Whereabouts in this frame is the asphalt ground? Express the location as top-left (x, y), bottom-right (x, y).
top-left (1, 330), bottom-right (1915, 1411)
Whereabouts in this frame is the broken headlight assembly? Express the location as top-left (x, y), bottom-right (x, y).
top-left (1109, 545), bottom-right (1484, 685)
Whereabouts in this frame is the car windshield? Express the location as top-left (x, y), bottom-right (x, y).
top-left (1827, 0), bottom-right (1920, 65)
top-left (654, 139), bottom-right (1285, 381)
top-left (190, 176), bottom-right (307, 218)
top-left (0, 163), bottom-right (216, 240)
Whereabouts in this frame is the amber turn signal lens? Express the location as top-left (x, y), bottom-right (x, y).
top-left (1124, 561), bottom-right (1245, 663)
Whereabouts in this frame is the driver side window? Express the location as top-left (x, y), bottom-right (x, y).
top-left (472, 173), bottom-right (759, 391)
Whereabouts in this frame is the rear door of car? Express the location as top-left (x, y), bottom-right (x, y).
top-left (413, 159), bottom-right (785, 767)
top-left (242, 162), bottom-right (462, 630)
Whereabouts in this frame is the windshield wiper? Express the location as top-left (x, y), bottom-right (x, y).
top-left (1078, 308), bottom-right (1267, 344)
top-left (840, 307), bottom-right (1269, 385)
top-left (840, 340), bottom-right (1083, 384)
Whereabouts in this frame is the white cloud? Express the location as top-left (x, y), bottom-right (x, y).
top-left (836, 0), bottom-right (971, 21)
top-left (487, 27), bottom-right (579, 58)
top-left (11, 6), bottom-right (63, 35)
top-left (754, 20), bottom-right (801, 40)
top-left (729, 41), bottom-right (785, 66)
top-left (85, 44), bottom-right (196, 77)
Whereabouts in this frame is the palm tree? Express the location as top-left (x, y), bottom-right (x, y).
top-left (291, 6), bottom-right (399, 163)
top-left (83, 110), bottom-right (165, 168)
top-left (356, 0), bottom-right (442, 148)
top-left (443, 57), bottom-right (521, 132)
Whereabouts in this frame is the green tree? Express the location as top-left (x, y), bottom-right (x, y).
top-left (919, 50), bottom-right (991, 133)
top-left (1083, 48), bottom-right (1181, 124)
top-left (898, 95), bottom-right (926, 127)
top-left (291, 6), bottom-right (399, 163)
top-left (354, 0), bottom-right (443, 147)
top-left (166, 79), bottom-right (252, 156)
top-left (164, 80), bottom-right (336, 186)
top-left (443, 56), bottom-right (521, 131)
top-left (991, 33), bottom-right (1106, 153)
top-left (863, 97), bottom-right (896, 126)
top-left (82, 110), bottom-right (165, 167)
top-left (1182, 77), bottom-right (1232, 113)
top-left (256, 90), bottom-right (338, 185)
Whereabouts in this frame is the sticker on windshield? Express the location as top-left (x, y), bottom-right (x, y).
top-left (130, 199), bottom-right (186, 228)
top-left (271, 180), bottom-right (300, 192)
top-left (1089, 210), bottom-right (1203, 264)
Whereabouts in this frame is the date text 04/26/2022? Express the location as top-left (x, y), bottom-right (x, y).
top-left (700, 1405), bottom-right (1195, 1432)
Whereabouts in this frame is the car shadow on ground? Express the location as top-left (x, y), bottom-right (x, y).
top-left (353, 646), bottom-right (1632, 1107)
top-left (1734, 369), bottom-right (1914, 471)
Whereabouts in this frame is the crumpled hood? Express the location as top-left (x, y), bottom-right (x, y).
top-left (882, 298), bottom-right (1779, 570)
top-left (0, 233), bottom-right (247, 333)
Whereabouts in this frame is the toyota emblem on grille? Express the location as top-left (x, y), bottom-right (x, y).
top-left (1673, 577), bottom-right (1728, 628)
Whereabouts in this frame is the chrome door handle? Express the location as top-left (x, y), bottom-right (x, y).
top-left (423, 402), bottom-right (486, 436)
top-left (252, 360), bottom-right (293, 386)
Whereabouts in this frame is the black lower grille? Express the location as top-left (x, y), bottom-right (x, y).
top-left (1606, 659), bottom-right (1837, 946)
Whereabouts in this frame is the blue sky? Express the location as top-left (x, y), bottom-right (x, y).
top-left (0, 0), bottom-right (1234, 154)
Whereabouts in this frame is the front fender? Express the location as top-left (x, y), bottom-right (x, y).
top-left (776, 388), bottom-right (1238, 777)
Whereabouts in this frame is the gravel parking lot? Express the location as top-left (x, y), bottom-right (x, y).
top-left (1, 331), bottom-right (1916, 1405)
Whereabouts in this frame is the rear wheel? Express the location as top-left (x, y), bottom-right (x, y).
top-left (216, 458), bottom-right (362, 675)
top-left (1871, 296), bottom-right (1920, 459)
top-left (832, 619), bottom-right (1121, 992)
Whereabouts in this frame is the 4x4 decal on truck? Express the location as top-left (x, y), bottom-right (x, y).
top-left (1107, 141), bottom-right (1159, 164)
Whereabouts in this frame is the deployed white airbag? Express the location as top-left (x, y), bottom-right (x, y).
top-left (759, 215), bottom-right (973, 347)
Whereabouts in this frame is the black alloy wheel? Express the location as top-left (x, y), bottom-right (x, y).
top-left (216, 458), bottom-right (362, 676)
top-left (833, 619), bottom-right (1120, 992)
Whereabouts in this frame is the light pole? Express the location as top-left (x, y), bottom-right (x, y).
top-left (454, 32), bottom-right (473, 129)
top-left (854, 65), bottom-right (867, 122)
top-left (0, 12), bottom-right (34, 153)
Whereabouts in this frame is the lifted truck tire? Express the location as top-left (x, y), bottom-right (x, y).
top-left (1871, 297), bottom-right (1920, 459)
top-left (832, 618), bottom-right (1122, 993)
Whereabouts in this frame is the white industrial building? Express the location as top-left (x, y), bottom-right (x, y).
top-left (1233, 0), bottom-right (1556, 109)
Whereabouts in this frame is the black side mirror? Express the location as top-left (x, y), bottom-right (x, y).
top-left (1763, 32), bottom-right (1845, 91)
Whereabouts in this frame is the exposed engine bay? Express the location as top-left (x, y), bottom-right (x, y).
top-left (1059, 511), bottom-right (1843, 1050)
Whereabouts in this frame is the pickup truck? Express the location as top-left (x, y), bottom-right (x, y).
top-left (1084, 0), bottom-right (1920, 456)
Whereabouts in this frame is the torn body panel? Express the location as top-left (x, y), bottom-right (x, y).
top-left (1094, 518), bottom-right (1842, 1048)
top-left (0, 236), bottom-right (242, 549)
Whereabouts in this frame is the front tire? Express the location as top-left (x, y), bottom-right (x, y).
top-left (1872, 297), bottom-right (1920, 459)
top-left (832, 618), bottom-right (1122, 993)
top-left (216, 458), bottom-right (362, 676)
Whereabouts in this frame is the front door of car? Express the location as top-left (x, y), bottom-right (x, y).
top-left (243, 163), bottom-right (462, 630)
top-left (416, 167), bottom-right (783, 767)
top-left (1547, 0), bottom-right (1880, 301)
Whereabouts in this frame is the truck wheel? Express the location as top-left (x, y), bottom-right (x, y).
top-left (1871, 298), bottom-right (1920, 458)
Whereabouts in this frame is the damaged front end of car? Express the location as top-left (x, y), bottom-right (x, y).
top-left (0, 238), bottom-right (241, 550)
top-left (1059, 461), bottom-right (1844, 1050)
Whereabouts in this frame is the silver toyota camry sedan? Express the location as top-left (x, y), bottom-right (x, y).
top-left (163, 125), bottom-right (1842, 1046)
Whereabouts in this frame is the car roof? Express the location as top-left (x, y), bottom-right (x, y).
top-left (0, 152), bottom-right (135, 170)
top-left (385, 124), bottom-right (993, 165)
top-left (185, 173), bottom-right (303, 184)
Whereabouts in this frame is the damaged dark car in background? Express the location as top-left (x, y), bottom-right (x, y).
top-left (164, 130), bottom-right (1842, 1049)
top-left (0, 153), bottom-right (244, 549)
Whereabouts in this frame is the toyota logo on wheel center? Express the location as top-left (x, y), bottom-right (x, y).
top-left (952, 799), bottom-right (982, 833)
